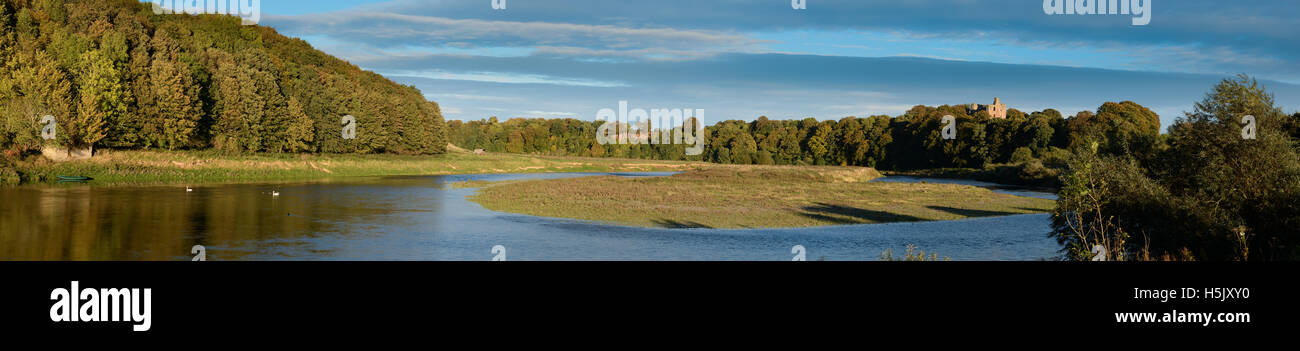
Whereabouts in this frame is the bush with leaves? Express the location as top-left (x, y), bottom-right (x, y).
top-left (1054, 75), bottom-right (1300, 261)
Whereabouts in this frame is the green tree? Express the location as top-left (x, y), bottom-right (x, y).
top-left (715, 147), bottom-right (731, 164)
top-left (777, 127), bottom-right (801, 164)
top-left (1092, 101), bottom-right (1161, 159)
top-left (1286, 112), bottom-right (1300, 141)
top-left (3, 51), bottom-right (73, 152)
top-left (1020, 114), bottom-right (1055, 154)
top-left (861, 115), bottom-right (893, 167)
top-left (1009, 147), bottom-right (1034, 164)
top-left (756, 150), bottom-right (775, 165)
top-left (729, 131), bottom-right (758, 164)
top-left (1187, 74), bottom-right (1286, 132)
top-left (1051, 144), bottom-right (1156, 261)
top-left (1055, 75), bottom-right (1300, 261)
top-left (13, 7), bottom-right (36, 45)
top-left (506, 130), bottom-right (525, 153)
top-left (210, 56), bottom-right (263, 152)
top-left (805, 122), bottom-right (832, 165)
top-left (48, 29), bottom-right (92, 72)
top-left (1153, 75), bottom-right (1300, 260)
top-left (1, 0), bottom-right (448, 156)
top-left (282, 96), bottom-right (315, 153)
top-left (0, 0), bottom-right (13, 63)
top-left (147, 50), bottom-right (202, 149)
top-left (71, 49), bottom-right (123, 151)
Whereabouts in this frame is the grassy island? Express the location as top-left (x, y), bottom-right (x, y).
top-left (469, 165), bottom-right (1055, 229)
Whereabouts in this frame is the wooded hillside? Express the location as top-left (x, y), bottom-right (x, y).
top-left (0, 0), bottom-right (447, 156)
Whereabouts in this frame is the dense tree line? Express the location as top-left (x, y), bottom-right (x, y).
top-left (448, 101), bottom-right (1165, 178)
top-left (0, 0), bottom-right (447, 157)
top-left (1053, 75), bottom-right (1300, 261)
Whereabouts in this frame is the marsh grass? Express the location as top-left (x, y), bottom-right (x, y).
top-left (3, 149), bottom-right (706, 186)
top-left (447, 179), bottom-right (503, 189)
top-left (471, 164), bottom-right (1057, 229)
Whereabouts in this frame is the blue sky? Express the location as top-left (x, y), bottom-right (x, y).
top-left (231, 0), bottom-right (1298, 131)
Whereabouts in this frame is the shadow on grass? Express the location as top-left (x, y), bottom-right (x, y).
top-left (652, 219), bottom-right (714, 229)
top-left (926, 205), bottom-right (1020, 218)
top-left (798, 202), bottom-right (925, 224)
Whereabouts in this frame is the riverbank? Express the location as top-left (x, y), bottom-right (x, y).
top-left (0, 149), bottom-right (706, 186)
top-left (884, 163), bottom-right (1062, 189)
top-left (468, 165), bottom-right (1057, 229)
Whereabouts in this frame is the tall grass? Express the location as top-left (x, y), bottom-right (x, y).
top-left (2, 149), bottom-right (706, 186)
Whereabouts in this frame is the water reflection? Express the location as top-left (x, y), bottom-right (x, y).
top-left (0, 173), bottom-right (1061, 261)
top-left (0, 177), bottom-right (446, 260)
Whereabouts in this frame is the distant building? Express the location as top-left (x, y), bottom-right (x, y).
top-left (968, 97), bottom-right (1008, 119)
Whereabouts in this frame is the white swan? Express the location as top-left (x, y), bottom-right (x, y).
top-left (186, 187), bottom-right (193, 192)
top-left (271, 191), bottom-right (281, 197)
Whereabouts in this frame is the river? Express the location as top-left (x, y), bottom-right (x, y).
top-left (0, 173), bottom-right (1062, 261)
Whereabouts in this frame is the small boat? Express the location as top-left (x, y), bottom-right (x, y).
top-left (56, 175), bottom-right (94, 182)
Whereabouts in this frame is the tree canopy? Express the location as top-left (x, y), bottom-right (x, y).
top-left (447, 102), bottom-right (1140, 174)
top-left (0, 0), bottom-right (446, 155)
top-left (1053, 75), bottom-right (1300, 261)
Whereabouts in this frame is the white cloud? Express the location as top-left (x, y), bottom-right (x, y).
top-left (522, 111), bottom-right (579, 117)
top-left (425, 94), bottom-right (524, 103)
top-left (385, 69), bottom-right (626, 88)
top-left (266, 12), bottom-right (771, 61)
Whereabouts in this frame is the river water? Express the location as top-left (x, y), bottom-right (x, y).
top-left (0, 173), bottom-right (1062, 261)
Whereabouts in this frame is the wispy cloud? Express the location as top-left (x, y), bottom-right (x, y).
top-left (383, 69), bottom-right (627, 88)
top-left (425, 93), bottom-right (523, 103)
top-left (522, 111), bottom-right (579, 117)
top-left (254, 0), bottom-right (1300, 132)
top-left (266, 11), bottom-right (770, 61)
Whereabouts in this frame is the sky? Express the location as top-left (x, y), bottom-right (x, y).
top-left (199, 0), bottom-right (1300, 131)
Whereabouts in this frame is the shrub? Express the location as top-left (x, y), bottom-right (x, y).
top-left (1010, 147), bottom-right (1034, 164)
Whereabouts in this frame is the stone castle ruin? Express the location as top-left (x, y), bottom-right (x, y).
top-left (968, 97), bottom-right (1008, 119)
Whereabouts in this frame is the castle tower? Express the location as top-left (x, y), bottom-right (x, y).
top-left (966, 97), bottom-right (1009, 119)
top-left (988, 97), bottom-right (1007, 119)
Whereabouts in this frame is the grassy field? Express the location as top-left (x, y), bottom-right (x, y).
top-left (470, 165), bottom-right (1056, 229)
top-left (1, 148), bottom-right (706, 186)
